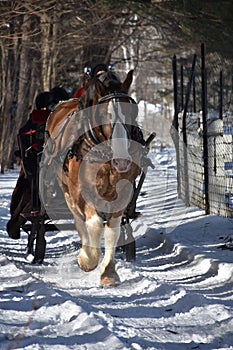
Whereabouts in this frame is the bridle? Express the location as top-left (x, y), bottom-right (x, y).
top-left (98, 92), bottom-right (137, 105)
top-left (64, 75), bottom-right (142, 170)
top-left (87, 92), bottom-right (138, 144)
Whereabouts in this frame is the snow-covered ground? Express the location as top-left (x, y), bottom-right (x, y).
top-left (0, 146), bottom-right (233, 350)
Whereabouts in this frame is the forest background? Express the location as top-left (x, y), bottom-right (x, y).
top-left (0, 0), bottom-right (232, 172)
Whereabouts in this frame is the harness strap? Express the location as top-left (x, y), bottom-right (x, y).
top-left (62, 92), bottom-right (143, 174)
top-left (85, 116), bottom-right (102, 145)
top-left (98, 92), bottom-right (137, 105)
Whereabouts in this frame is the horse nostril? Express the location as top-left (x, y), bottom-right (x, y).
top-left (125, 159), bottom-right (131, 167)
top-left (111, 157), bottom-right (132, 172)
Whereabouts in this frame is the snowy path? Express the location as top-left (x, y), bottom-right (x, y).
top-left (0, 149), bottom-right (233, 350)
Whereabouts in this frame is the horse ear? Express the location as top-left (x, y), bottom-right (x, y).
top-left (121, 69), bottom-right (134, 93)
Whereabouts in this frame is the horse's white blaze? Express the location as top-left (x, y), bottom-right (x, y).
top-left (108, 101), bottom-right (131, 160)
top-left (111, 121), bottom-right (130, 159)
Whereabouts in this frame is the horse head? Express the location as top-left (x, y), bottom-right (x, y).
top-left (82, 70), bottom-right (139, 173)
top-left (83, 69), bottom-right (134, 105)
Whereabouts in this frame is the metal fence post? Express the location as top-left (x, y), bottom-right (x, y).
top-left (172, 55), bottom-right (181, 197)
top-left (219, 70), bottom-right (223, 120)
top-left (201, 43), bottom-right (210, 215)
top-left (181, 64), bottom-right (184, 110)
top-left (182, 54), bottom-right (197, 206)
top-left (193, 73), bottom-right (196, 113)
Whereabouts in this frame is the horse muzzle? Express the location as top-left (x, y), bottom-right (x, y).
top-left (111, 157), bottom-right (132, 173)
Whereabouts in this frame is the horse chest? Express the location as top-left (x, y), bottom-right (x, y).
top-left (96, 166), bottom-right (132, 201)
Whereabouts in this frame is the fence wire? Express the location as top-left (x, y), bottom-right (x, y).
top-left (173, 48), bottom-right (233, 217)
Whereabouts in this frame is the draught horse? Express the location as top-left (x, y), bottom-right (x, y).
top-left (42, 70), bottom-right (144, 286)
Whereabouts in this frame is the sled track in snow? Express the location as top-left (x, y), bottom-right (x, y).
top-left (1, 150), bottom-right (233, 349)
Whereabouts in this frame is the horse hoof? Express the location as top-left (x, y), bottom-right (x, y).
top-left (32, 258), bottom-right (43, 264)
top-left (77, 256), bottom-right (97, 272)
top-left (6, 220), bottom-right (20, 239)
top-left (100, 275), bottom-right (121, 287)
top-left (77, 247), bottom-right (101, 272)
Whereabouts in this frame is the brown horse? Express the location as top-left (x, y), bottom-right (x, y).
top-left (41, 70), bottom-right (145, 287)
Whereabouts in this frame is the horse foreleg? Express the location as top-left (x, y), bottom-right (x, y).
top-left (63, 189), bottom-right (103, 272)
top-left (75, 214), bottom-right (102, 272)
top-left (100, 216), bottom-right (121, 287)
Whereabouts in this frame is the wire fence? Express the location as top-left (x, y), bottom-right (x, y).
top-left (172, 43), bottom-right (233, 217)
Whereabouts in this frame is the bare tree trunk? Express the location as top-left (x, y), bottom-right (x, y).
top-left (50, 8), bottom-right (58, 88)
top-left (40, 14), bottom-right (51, 91)
top-left (0, 39), bottom-right (7, 173)
top-left (0, 30), bottom-right (20, 172)
top-left (5, 14), bottom-right (33, 169)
